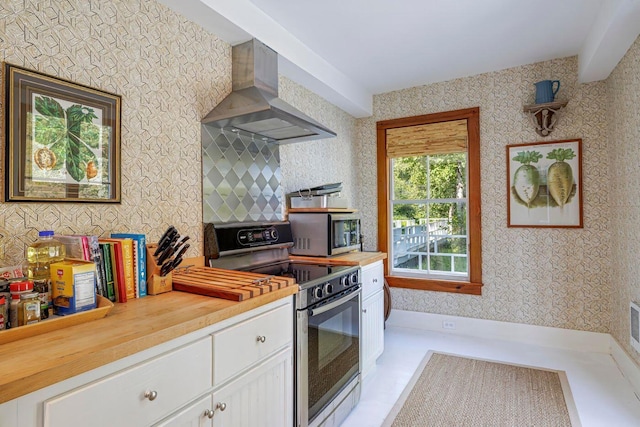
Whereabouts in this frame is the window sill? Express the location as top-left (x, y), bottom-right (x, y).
top-left (386, 275), bottom-right (482, 295)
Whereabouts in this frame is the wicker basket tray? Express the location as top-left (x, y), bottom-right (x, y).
top-left (0, 295), bottom-right (114, 345)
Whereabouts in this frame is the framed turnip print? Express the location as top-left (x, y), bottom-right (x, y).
top-left (4, 63), bottom-right (121, 203)
top-left (507, 139), bottom-right (582, 228)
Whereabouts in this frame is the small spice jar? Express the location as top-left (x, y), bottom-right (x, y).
top-left (0, 296), bottom-right (6, 330)
top-left (18, 292), bottom-right (41, 326)
top-left (9, 280), bottom-right (33, 328)
top-left (0, 279), bottom-right (9, 328)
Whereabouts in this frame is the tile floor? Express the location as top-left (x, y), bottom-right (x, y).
top-left (341, 320), bottom-right (640, 427)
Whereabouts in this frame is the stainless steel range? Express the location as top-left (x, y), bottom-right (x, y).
top-left (205, 221), bottom-right (362, 427)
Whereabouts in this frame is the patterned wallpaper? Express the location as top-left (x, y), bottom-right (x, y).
top-left (278, 78), bottom-right (358, 213)
top-left (356, 56), bottom-right (613, 333)
top-left (0, 0), bottom-right (357, 266)
top-left (0, 0), bottom-right (230, 264)
top-left (606, 35), bottom-right (640, 365)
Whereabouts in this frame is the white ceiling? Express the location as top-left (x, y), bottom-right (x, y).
top-left (158, 0), bottom-right (640, 118)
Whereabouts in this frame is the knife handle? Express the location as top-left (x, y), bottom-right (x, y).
top-left (157, 247), bottom-right (174, 265)
top-left (173, 243), bottom-right (190, 261)
top-left (155, 226), bottom-right (176, 255)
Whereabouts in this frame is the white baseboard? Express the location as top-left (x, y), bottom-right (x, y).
top-left (610, 337), bottom-right (640, 400)
top-left (387, 309), bottom-right (611, 353)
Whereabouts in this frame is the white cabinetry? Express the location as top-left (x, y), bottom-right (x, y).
top-left (154, 394), bottom-right (213, 427)
top-left (210, 348), bottom-right (292, 427)
top-left (156, 350), bottom-right (291, 427)
top-left (360, 261), bottom-right (384, 378)
top-left (8, 297), bottom-right (293, 427)
top-left (44, 338), bottom-right (212, 427)
top-left (212, 303), bottom-right (292, 386)
top-left (155, 301), bottom-right (293, 427)
top-left (0, 399), bottom-right (17, 427)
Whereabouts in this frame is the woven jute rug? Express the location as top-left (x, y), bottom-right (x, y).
top-left (382, 352), bottom-right (581, 427)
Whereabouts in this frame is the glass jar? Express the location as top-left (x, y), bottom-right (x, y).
top-left (9, 280), bottom-right (33, 328)
top-left (18, 292), bottom-right (41, 326)
top-left (0, 296), bottom-right (6, 330)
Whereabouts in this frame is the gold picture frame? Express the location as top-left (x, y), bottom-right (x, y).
top-left (4, 63), bottom-right (121, 203)
top-left (507, 139), bottom-right (583, 228)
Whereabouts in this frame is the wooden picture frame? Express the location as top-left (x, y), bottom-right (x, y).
top-left (4, 63), bottom-right (121, 203)
top-left (507, 139), bottom-right (582, 228)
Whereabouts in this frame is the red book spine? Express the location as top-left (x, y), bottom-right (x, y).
top-left (111, 241), bottom-right (127, 303)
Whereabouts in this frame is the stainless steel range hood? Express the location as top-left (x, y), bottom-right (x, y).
top-left (202, 39), bottom-right (336, 144)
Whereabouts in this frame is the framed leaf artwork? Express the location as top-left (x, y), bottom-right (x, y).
top-left (506, 139), bottom-right (583, 228)
top-left (4, 63), bottom-right (121, 202)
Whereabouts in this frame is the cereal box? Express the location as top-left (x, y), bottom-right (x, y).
top-left (50, 260), bottom-right (96, 315)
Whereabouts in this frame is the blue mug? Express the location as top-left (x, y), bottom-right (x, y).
top-left (534, 80), bottom-right (560, 104)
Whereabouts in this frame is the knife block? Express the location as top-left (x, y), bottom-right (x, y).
top-left (146, 243), bottom-right (172, 295)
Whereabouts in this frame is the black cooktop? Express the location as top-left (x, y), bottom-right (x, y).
top-left (242, 261), bottom-right (352, 286)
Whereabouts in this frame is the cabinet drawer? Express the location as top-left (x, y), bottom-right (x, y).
top-left (213, 304), bottom-right (292, 386)
top-left (362, 261), bottom-right (383, 300)
top-left (44, 337), bottom-right (212, 427)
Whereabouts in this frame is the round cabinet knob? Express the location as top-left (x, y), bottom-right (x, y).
top-left (362, 308), bottom-right (367, 313)
top-left (204, 409), bottom-right (215, 419)
top-left (373, 278), bottom-right (378, 283)
top-left (256, 335), bottom-right (266, 343)
top-left (216, 402), bottom-right (227, 412)
top-left (144, 390), bottom-right (158, 401)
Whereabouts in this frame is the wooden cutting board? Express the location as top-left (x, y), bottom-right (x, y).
top-left (172, 266), bottom-right (297, 301)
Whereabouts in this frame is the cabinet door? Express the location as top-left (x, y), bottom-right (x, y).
top-left (0, 399), bottom-right (17, 427)
top-left (154, 395), bottom-right (213, 427)
top-left (361, 289), bottom-right (385, 377)
top-left (212, 349), bottom-right (292, 427)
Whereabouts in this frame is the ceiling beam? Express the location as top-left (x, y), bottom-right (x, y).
top-left (579, 0), bottom-right (640, 82)
top-left (157, 0), bottom-right (373, 118)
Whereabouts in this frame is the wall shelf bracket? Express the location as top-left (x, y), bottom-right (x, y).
top-left (523, 100), bottom-right (568, 137)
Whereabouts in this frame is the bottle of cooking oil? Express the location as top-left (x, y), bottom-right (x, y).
top-left (26, 230), bottom-right (66, 319)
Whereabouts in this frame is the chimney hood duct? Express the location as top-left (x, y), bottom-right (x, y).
top-left (202, 39), bottom-right (336, 144)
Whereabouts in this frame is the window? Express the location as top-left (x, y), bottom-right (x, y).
top-left (376, 108), bottom-right (482, 295)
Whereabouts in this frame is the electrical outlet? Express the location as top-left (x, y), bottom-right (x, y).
top-left (442, 320), bottom-right (456, 330)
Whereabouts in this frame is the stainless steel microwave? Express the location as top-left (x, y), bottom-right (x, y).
top-left (289, 212), bottom-right (361, 256)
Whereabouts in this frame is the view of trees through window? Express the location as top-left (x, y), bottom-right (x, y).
top-left (391, 153), bottom-right (468, 277)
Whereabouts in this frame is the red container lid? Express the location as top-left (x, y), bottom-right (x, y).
top-left (9, 280), bottom-right (33, 293)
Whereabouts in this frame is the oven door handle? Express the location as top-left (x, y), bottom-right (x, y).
top-left (308, 286), bottom-right (361, 317)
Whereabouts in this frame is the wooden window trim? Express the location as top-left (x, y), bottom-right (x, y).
top-left (376, 107), bottom-right (482, 295)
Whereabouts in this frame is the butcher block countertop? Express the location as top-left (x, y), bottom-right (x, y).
top-left (290, 251), bottom-right (387, 266)
top-left (0, 284), bottom-right (297, 404)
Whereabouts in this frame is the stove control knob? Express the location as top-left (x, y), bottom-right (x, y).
top-left (313, 287), bottom-right (323, 299)
top-left (349, 272), bottom-right (359, 286)
top-left (324, 283), bottom-right (333, 294)
top-left (340, 276), bottom-right (349, 287)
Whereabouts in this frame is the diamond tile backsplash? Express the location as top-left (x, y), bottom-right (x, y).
top-left (202, 126), bottom-right (282, 223)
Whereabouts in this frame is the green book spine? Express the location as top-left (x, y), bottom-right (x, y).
top-left (99, 242), bottom-right (116, 302)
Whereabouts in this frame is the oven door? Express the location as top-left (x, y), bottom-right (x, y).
top-left (297, 287), bottom-right (361, 426)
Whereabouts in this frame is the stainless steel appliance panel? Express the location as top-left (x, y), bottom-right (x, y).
top-left (296, 285), bottom-right (361, 426)
top-left (289, 213), bottom-right (361, 257)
